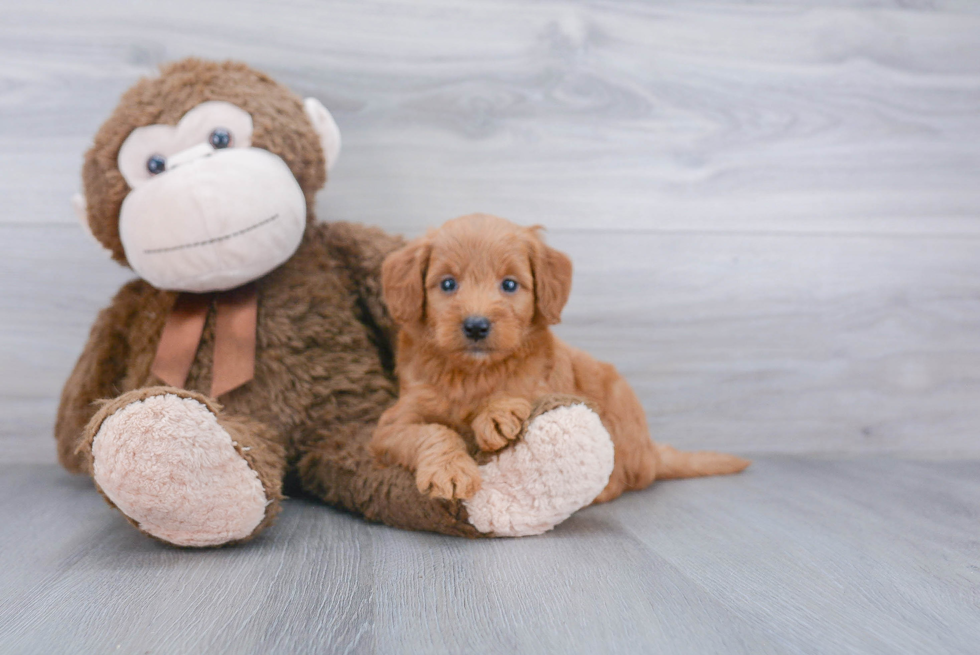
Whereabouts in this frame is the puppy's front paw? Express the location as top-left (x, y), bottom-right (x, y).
top-left (472, 397), bottom-right (533, 452)
top-left (416, 455), bottom-right (482, 500)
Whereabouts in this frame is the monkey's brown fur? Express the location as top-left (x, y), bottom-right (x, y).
top-left (371, 214), bottom-right (750, 503)
top-left (56, 59), bottom-right (489, 541)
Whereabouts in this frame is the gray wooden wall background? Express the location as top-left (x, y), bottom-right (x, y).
top-left (3, 0), bottom-right (979, 463)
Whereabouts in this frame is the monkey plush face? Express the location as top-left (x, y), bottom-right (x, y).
top-left (76, 59), bottom-right (341, 292)
top-left (115, 100), bottom-right (308, 291)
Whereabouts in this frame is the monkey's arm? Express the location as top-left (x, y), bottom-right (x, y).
top-left (54, 281), bottom-right (145, 473)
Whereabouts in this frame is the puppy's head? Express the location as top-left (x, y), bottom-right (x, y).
top-left (382, 213), bottom-right (572, 365)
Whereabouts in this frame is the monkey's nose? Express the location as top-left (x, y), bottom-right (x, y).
top-left (166, 143), bottom-right (215, 171)
top-left (462, 316), bottom-right (491, 342)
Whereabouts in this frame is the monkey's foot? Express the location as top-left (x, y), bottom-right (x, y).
top-left (89, 388), bottom-right (268, 547)
top-left (464, 397), bottom-right (614, 537)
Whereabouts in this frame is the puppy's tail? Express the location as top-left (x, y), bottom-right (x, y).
top-left (655, 444), bottom-right (751, 480)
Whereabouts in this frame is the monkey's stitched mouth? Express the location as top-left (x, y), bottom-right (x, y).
top-left (143, 214), bottom-right (280, 255)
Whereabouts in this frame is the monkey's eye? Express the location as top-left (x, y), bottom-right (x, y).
top-left (146, 154), bottom-right (167, 175)
top-left (209, 128), bottom-right (232, 149)
top-left (501, 278), bottom-right (519, 293)
top-left (440, 277), bottom-right (457, 293)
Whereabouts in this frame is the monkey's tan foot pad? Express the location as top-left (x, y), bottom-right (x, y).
top-left (90, 391), bottom-right (267, 547)
top-left (464, 402), bottom-right (614, 537)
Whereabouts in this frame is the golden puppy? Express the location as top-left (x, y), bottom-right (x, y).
top-left (371, 213), bottom-right (749, 502)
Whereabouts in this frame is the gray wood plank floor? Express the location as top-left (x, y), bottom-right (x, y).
top-left (2, 458), bottom-right (978, 655)
top-left (2, 1), bottom-right (979, 653)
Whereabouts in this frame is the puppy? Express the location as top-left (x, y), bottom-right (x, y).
top-left (371, 213), bottom-right (750, 502)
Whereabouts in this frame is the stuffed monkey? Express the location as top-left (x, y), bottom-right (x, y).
top-left (55, 58), bottom-right (614, 546)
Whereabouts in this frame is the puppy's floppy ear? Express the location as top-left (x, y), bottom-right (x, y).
top-left (382, 238), bottom-right (432, 325)
top-left (526, 228), bottom-right (573, 325)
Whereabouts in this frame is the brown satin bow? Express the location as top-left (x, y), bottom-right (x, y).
top-left (150, 283), bottom-right (258, 398)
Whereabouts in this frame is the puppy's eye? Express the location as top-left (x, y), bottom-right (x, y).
top-left (440, 277), bottom-right (457, 293)
top-left (501, 278), bottom-right (519, 293)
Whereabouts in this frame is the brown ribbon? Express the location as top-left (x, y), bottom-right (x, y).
top-left (150, 283), bottom-right (258, 398)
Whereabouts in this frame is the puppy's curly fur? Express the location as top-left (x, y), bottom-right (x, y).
top-left (371, 214), bottom-right (750, 502)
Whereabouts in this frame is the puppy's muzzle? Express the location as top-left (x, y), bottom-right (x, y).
top-left (462, 316), bottom-right (491, 342)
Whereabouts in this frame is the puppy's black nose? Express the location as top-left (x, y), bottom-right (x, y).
top-left (462, 316), bottom-right (491, 341)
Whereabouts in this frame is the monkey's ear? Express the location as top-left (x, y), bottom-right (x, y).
top-left (381, 239), bottom-right (431, 326)
top-left (71, 193), bottom-right (113, 258)
top-left (303, 98), bottom-right (341, 171)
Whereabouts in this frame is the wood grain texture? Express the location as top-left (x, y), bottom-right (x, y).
top-left (1, 3), bottom-right (980, 651)
top-left (2, 0), bottom-right (980, 234)
top-left (1, 458), bottom-right (978, 654)
top-left (2, 0), bottom-right (979, 460)
top-left (3, 223), bottom-right (979, 460)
